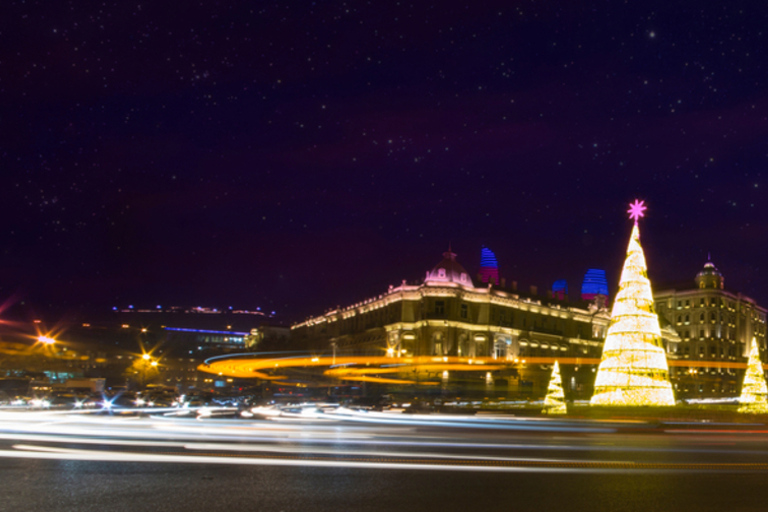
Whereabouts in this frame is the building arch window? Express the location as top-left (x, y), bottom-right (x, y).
top-left (493, 338), bottom-right (508, 360)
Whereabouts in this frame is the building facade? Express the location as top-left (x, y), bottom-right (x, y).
top-left (655, 261), bottom-right (768, 398)
top-left (292, 249), bottom-right (611, 397)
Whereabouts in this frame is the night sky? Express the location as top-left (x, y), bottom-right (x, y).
top-left (2, 1), bottom-right (768, 322)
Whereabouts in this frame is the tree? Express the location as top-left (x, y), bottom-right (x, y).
top-left (591, 201), bottom-right (675, 406)
top-left (738, 338), bottom-right (768, 414)
top-left (542, 361), bottom-right (567, 415)
top-left (124, 355), bottom-right (160, 389)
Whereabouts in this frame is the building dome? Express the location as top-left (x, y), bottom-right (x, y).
top-left (695, 259), bottom-right (724, 289)
top-left (425, 247), bottom-right (474, 287)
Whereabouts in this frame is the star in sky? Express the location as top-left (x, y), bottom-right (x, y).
top-left (627, 200), bottom-right (647, 224)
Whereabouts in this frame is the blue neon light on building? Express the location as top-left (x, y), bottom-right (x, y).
top-left (164, 327), bottom-right (250, 336)
top-left (552, 279), bottom-right (568, 300)
top-left (581, 269), bottom-right (608, 301)
top-left (479, 246), bottom-right (499, 285)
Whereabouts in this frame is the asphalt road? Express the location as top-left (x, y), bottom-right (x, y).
top-left (2, 409), bottom-right (768, 512)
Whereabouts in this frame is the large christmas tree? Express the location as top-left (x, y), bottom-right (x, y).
top-left (542, 360), bottom-right (567, 414)
top-left (738, 338), bottom-right (768, 413)
top-left (590, 200), bottom-right (676, 406)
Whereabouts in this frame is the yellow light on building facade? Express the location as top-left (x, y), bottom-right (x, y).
top-left (738, 338), bottom-right (768, 413)
top-left (542, 360), bottom-right (567, 415)
top-left (591, 201), bottom-right (676, 406)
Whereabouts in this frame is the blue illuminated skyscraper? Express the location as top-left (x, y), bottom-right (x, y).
top-left (478, 246), bottom-right (499, 285)
top-left (581, 269), bottom-right (608, 302)
top-left (552, 280), bottom-right (568, 301)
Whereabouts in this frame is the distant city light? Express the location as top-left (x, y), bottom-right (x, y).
top-left (164, 327), bottom-right (249, 336)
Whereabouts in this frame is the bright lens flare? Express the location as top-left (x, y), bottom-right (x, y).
top-left (37, 335), bottom-right (56, 345)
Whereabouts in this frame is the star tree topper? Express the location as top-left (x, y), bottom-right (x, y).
top-left (627, 199), bottom-right (647, 225)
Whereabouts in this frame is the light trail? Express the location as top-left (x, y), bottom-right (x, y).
top-left (4, 410), bottom-right (768, 474)
top-left (5, 443), bottom-right (768, 474)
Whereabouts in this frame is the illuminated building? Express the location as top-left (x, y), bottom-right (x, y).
top-left (542, 360), bottom-right (567, 414)
top-left (581, 269), bottom-right (608, 302)
top-left (292, 247), bottom-right (611, 397)
top-left (738, 338), bottom-right (768, 413)
top-left (552, 280), bottom-right (568, 301)
top-left (654, 260), bottom-right (767, 398)
top-left (591, 200), bottom-right (676, 406)
top-left (478, 246), bottom-right (500, 285)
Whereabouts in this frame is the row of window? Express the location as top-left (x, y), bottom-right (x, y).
top-left (674, 297), bottom-right (736, 310)
top-left (672, 345), bottom-right (739, 357)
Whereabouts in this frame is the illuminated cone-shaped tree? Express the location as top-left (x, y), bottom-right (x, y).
top-left (738, 338), bottom-right (768, 413)
top-left (542, 360), bottom-right (567, 414)
top-left (591, 200), bottom-right (676, 406)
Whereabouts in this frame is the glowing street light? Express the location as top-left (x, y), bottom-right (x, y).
top-left (37, 335), bottom-right (56, 345)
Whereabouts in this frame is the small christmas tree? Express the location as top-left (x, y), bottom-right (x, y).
top-left (738, 338), bottom-right (768, 414)
top-left (591, 200), bottom-right (675, 406)
top-left (542, 360), bottom-right (567, 414)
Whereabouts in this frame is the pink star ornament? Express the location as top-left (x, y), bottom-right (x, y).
top-left (627, 199), bottom-right (647, 224)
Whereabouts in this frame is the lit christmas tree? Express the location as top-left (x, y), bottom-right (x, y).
top-left (738, 338), bottom-right (768, 413)
top-left (542, 360), bottom-right (567, 414)
top-left (590, 200), bottom-right (676, 406)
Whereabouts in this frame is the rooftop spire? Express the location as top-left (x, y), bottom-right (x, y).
top-left (443, 242), bottom-right (456, 261)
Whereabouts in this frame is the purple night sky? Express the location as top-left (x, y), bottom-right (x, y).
top-left (2, 1), bottom-right (767, 321)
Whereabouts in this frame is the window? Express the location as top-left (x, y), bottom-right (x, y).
top-left (438, 268), bottom-right (446, 278)
top-left (700, 313), bottom-right (705, 322)
top-left (460, 303), bottom-right (468, 319)
top-left (494, 339), bottom-right (507, 360)
top-left (677, 315), bottom-right (682, 323)
top-left (435, 301), bottom-right (445, 316)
